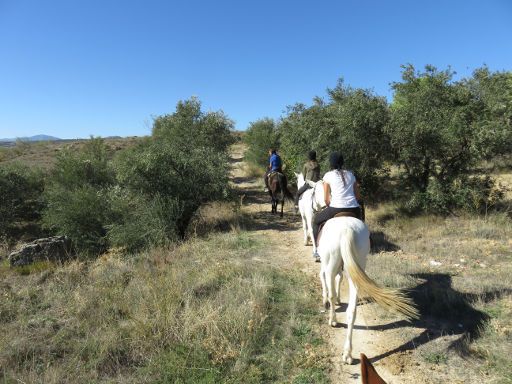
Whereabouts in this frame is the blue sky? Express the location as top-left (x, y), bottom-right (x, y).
top-left (1, 0), bottom-right (511, 138)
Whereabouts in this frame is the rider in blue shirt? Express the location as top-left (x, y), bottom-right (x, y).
top-left (269, 151), bottom-right (282, 172)
top-left (264, 148), bottom-right (282, 191)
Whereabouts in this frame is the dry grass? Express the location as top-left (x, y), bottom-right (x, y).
top-left (0, 230), bottom-right (330, 383)
top-left (363, 203), bottom-right (512, 383)
top-left (187, 201), bottom-right (251, 238)
top-left (0, 137), bottom-right (142, 170)
top-left (243, 161), bottom-right (265, 179)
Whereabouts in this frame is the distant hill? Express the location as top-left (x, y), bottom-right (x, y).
top-left (0, 134), bottom-right (61, 142)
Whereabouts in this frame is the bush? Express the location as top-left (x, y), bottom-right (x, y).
top-left (113, 98), bottom-right (234, 245)
top-left (43, 99), bottom-right (234, 256)
top-left (0, 163), bottom-right (46, 241)
top-left (43, 138), bottom-right (114, 255)
top-left (279, 80), bottom-right (391, 196)
top-left (106, 187), bottom-right (182, 252)
top-left (43, 185), bottom-right (111, 255)
top-left (244, 118), bottom-right (280, 167)
top-left (152, 97), bottom-right (235, 153)
top-left (464, 66), bottom-right (512, 159)
top-left (404, 176), bottom-right (508, 214)
top-left (388, 65), bottom-right (511, 212)
top-left (115, 138), bottom-right (231, 239)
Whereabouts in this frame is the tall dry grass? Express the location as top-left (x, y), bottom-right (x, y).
top-left (363, 203), bottom-right (512, 383)
top-left (0, 231), bottom-right (330, 383)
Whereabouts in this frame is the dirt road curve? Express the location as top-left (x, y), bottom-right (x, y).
top-left (230, 145), bottom-right (422, 384)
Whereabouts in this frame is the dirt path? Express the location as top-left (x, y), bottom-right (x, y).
top-left (230, 145), bottom-right (423, 384)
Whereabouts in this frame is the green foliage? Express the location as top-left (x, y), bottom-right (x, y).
top-left (465, 66), bottom-right (512, 158)
top-left (41, 99), bottom-right (234, 255)
top-left (405, 176), bottom-right (509, 214)
top-left (422, 351), bottom-right (448, 365)
top-left (279, 80), bottom-right (390, 196)
top-left (243, 118), bottom-right (280, 167)
top-left (388, 65), bottom-right (477, 191)
top-left (106, 187), bottom-right (181, 252)
top-left (0, 163), bottom-right (45, 240)
top-left (51, 136), bottom-right (114, 189)
top-left (142, 344), bottom-right (221, 384)
top-left (115, 132), bottom-right (231, 239)
top-left (152, 97), bottom-right (235, 152)
top-left (43, 138), bottom-right (114, 255)
top-left (388, 65), bottom-right (509, 212)
top-left (44, 185), bottom-right (111, 255)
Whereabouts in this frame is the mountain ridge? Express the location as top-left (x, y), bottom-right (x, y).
top-left (0, 134), bottom-right (61, 142)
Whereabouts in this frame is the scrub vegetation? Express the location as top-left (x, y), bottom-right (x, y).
top-left (1, 64), bottom-right (511, 382)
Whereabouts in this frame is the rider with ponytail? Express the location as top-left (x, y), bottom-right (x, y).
top-left (312, 152), bottom-right (361, 258)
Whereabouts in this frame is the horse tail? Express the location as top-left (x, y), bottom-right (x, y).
top-left (278, 173), bottom-right (294, 201)
top-left (340, 228), bottom-right (419, 320)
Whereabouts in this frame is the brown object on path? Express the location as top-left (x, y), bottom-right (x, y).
top-left (361, 353), bottom-right (387, 384)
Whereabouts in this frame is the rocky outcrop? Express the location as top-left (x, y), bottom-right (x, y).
top-left (9, 236), bottom-right (72, 267)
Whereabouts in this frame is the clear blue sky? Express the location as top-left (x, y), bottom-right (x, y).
top-left (1, 0), bottom-right (511, 139)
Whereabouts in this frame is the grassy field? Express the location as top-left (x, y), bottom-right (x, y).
top-left (0, 137), bottom-right (141, 170)
top-left (0, 227), bottom-right (331, 383)
top-left (365, 202), bottom-right (512, 383)
top-left (1, 139), bottom-right (511, 382)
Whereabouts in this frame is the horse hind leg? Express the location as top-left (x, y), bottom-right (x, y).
top-left (280, 200), bottom-right (284, 217)
top-left (301, 214), bottom-right (308, 246)
top-left (325, 268), bottom-right (338, 327)
top-left (335, 272), bottom-right (343, 306)
top-left (319, 268), bottom-right (328, 309)
top-left (342, 278), bottom-right (358, 365)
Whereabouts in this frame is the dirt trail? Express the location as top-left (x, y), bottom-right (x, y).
top-left (230, 145), bottom-right (421, 384)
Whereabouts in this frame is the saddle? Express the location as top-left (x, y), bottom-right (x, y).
top-left (316, 210), bottom-right (363, 246)
top-left (333, 211), bottom-right (361, 220)
top-left (267, 170), bottom-right (282, 180)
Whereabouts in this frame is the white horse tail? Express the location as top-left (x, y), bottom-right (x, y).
top-left (341, 228), bottom-right (419, 320)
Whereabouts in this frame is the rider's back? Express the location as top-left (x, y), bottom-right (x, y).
top-left (270, 153), bottom-right (282, 172)
top-left (302, 160), bottom-right (320, 182)
top-left (323, 169), bottom-right (359, 209)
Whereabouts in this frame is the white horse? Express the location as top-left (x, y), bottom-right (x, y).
top-left (310, 180), bottom-right (418, 364)
top-left (294, 172), bottom-right (318, 254)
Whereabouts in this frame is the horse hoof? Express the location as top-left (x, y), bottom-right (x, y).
top-left (342, 354), bottom-right (353, 365)
top-left (330, 320), bottom-right (337, 327)
top-left (323, 301), bottom-right (330, 310)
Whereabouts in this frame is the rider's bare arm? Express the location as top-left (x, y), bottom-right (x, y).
top-left (324, 182), bottom-right (331, 206)
top-left (354, 181), bottom-right (361, 201)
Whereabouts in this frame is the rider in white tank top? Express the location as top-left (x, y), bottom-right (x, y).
top-left (322, 169), bottom-right (359, 208)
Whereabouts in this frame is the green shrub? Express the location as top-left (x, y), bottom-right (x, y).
top-left (152, 97), bottom-right (235, 153)
top-left (404, 176), bottom-right (508, 214)
top-left (0, 163), bottom-right (46, 240)
top-left (115, 100), bottom-right (232, 239)
top-left (387, 65), bottom-right (511, 212)
top-left (43, 185), bottom-right (111, 255)
top-left (43, 138), bottom-right (114, 255)
top-left (279, 81), bottom-right (390, 196)
top-left (106, 187), bottom-right (182, 252)
top-left (244, 118), bottom-right (280, 167)
top-left (51, 136), bottom-right (114, 189)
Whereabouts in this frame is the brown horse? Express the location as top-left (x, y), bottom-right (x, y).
top-left (267, 172), bottom-right (293, 217)
top-left (361, 354), bottom-right (386, 384)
